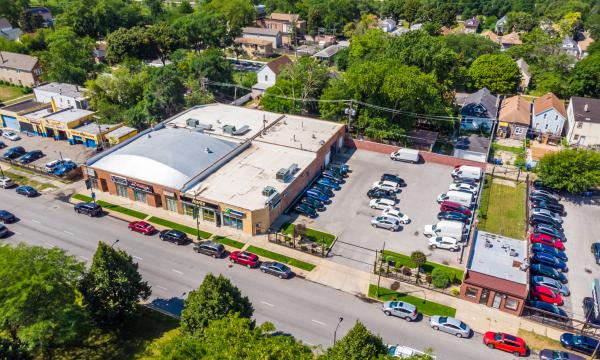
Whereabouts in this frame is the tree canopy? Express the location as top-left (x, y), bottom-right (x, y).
top-left (536, 149), bottom-right (600, 193)
top-left (324, 321), bottom-right (387, 360)
top-left (41, 27), bottom-right (95, 85)
top-left (569, 52), bottom-right (600, 98)
top-left (468, 54), bottom-right (521, 94)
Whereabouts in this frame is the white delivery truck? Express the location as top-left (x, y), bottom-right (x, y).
top-left (436, 191), bottom-right (473, 207)
top-left (451, 165), bottom-right (482, 181)
top-left (423, 220), bottom-right (465, 240)
top-left (390, 148), bottom-right (420, 163)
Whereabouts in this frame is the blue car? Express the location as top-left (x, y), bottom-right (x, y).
top-left (530, 263), bottom-right (568, 284)
top-left (526, 300), bottom-right (568, 319)
top-left (53, 161), bottom-right (77, 176)
top-left (316, 177), bottom-right (341, 190)
top-left (306, 189), bottom-right (331, 204)
top-left (531, 243), bottom-right (567, 261)
top-left (312, 184), bottom-right (334, 197)
top-left (437, 211), bottom-right (470, 223)
top-left (560, 333), bottom-right (599, 357)
top-left (15, 185), bottom-right (38, 197)
top-left (531, 252), bottom-right (568, 272)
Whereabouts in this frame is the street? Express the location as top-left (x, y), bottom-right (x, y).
top-left (0, 189), bottom-right (519, 359)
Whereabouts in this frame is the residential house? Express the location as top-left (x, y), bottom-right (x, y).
top-left (561, 36), bottom-right (580, 58)
top-left (516, 58), bottom-right (531, 91)
top-left (263, 12), bottom-right (306, 46)
top-left (532, 92), bottom-right (567, 137)
top-left (303, 35), bottom-right (336, 47)
top-left (497, 95), bottom-right (532, 140)
top-left (234, 37), bottom-right (274, 58)
top-left (410, 23), bottom-right (423, 31)
top-left (312, 45), bottom-right (341, 65)
top-left (566, 96), bottom-right (600, 146)
top-left (242, 27), bottom-right (282, 49)
top-left (391, 28), bottom-right (410, 36)
top-left (379, 18), bottom-right (396, 33)
top-left (296, 44), bottom-right (318, 56)
top-left (0, 51), bottom-right (42, 87)
top-left (252, 55), bottom-right (292, 93)
top-left (495, 15), bottom-right (507, 34)
top-left (481, 31), bottom-right (522, 51)
top-left (453, 134), bottom-right (490, 163)
top-left (25, 7), bottom-right (53, 28)
top-left (464, 17), bottom-right (480, 33)
top-left (577, 33), bottom-right (594, 59)
top-left (0, 18), bottom-right (21, 41)
top-left (34, 82), bottom-right (90, 110)
top-left (0, 18), bottom-right (11, 30)
top-left (460, 88), bottom-right (498, 131)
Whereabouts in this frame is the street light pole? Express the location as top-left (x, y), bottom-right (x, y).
top-left (333, 317), bottom-right (343, 344)
top-left (111, 239), bottom-right (120, 248)
top-left (194, 190), bottom-right (201, 240)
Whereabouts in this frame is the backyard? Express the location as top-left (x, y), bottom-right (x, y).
top-left (477, 175), bottom-right (527, 239)
top-left (0, 83), bottom-right (30, 103)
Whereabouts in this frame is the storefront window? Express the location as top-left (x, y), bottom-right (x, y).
top-left (88, 177), bottom-right (98, 190)
top-left (183, 203), bottom-right (198, 218)
top-left (504, 297), bottom-right (518, 310)
top-left (116, 184), bottom-right (128, 198)
top-left (165, 197), bottom-right (177, 212)
top-left (133, 190), bottom-right (147, 203)
top-left (465, 287), bottom-right (478, 299)
top-left (202, 208), bottom-right (216, 222)
top-left (223, 215), bottom-right (243, 229)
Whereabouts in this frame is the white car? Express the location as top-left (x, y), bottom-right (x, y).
top-left (372, 180), bottom-right (400, 193)
top-left (371, 216), bottom-right (401, 231)
top-left (2, 131), bottom-right (20, 141)
top-left (531, 208), bottom-right (562, 223)
top-left (0, 176), bottom-right (15, 189)
top-left (369, 198), bottom-right (396, 210)
top-left (382, 208), bottom-right (410, 224)
top-left (448, 183), bottom-right (478, 195)
top-left (428, 236), bottom-right (460, 251)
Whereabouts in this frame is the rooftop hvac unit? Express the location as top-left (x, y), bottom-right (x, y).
top-left (186, 118), bottom-right (199, 127)
top-left (223, 124), bottom-right (250, 136)
top-left (275, 164), bottom-right (299, 182)
top-left (197, 122), bottom-right (213, 131)
top-left (262, 186), bottom-right (276, 197)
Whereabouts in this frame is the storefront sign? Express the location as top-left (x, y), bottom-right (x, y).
top-left (179, 196), bottom-right (219, 210)
top-left (86, 167), bottom-right (96, 177)
top-left (127, 180), bottom-right (154, 193)
top-left (110, 175), bottom-right (127, 186)
top-left (225, 208), bottom-right (245, 218)
top-left (163, 190), bottom-right (176, 198)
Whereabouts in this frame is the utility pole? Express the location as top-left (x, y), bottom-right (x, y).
top-left (376, 242), bottom-right (386, 297)
top-left (344, 100), bottom-right (356, 129)
top-left (333, 317), bottom-right (344, 344)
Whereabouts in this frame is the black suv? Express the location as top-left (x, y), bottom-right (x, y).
top-left (74, 202), bottom-right (103, 217)
top-left (381, 173), bottom-right (406, 186)
top-left (367, 188), bottom-right (396, 201)
top-left (3, 146), bottom-right (25, 159)
top-left (193, 241), bottom-right (225, 258)
top-left (19, 150), bottom-right (44, 164)
top-left (159, 229), bottom-right (188, 245)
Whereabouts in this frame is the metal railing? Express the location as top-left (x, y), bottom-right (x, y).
top-left (267, 231), bottom-right (330, 258)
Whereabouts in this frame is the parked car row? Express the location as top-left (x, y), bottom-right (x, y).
top-left (368, 173), bottom-right (409, 232)
top-left (0, 209), bottom-right (16, 238)
top-left (294, 164), bottom-right (349, 219)
top-left (3, 146), bottom-right (45, 164)
top-left (0, 175), bottom-right (39, 197)
top-left (45, 158), bottom-right (78, 176)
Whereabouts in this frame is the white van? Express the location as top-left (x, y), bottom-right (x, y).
top-left (390, 148), bottom-right (419, 163)
top-left (437, 191), bottom-right (473, 207)
top-left (451, 165), bottom-right (482, 181)
top-left (423, 220), bottom-right (465, 240)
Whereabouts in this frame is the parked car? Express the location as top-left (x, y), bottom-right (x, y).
top-left (18, 150), bottom-right (43, 164)
top-left (321, 170), bottom-right (343, 183)
top-left (382, 208), bottom-right (410, 224)
top-left (381, 301), bottom-right (418, 321)
top-left (2, 131), bottom-right (20, 141)
top-left (560, 333), bottom-right (599, 357)
top-left (483, 332), bottom-right (527, 357)
top-left (316, 177), bottom-right (341, 190)
top-left (437, 211), bottom-right (470, 223)
top-left (529, 215), bottom-right (564, 232)
top-left (592, 243), bottom-right (600, 265)
top-left (530, 193), bottom-right (561, 205)
top-left (531, 243), bottom-right (567, 262)
top-left (369, 198), bottom-right (396, 210)
top-left (381, 173), bottom-right (406, 187)
top-left (53, 161), bottom-right (78, 176)
top-left (371, 216), bottom-right (401, 231)
top-left (532, 189), bottom-right (561, 201)
top-left (295, 203), bottom-right (317, 218)
top-left (0, 176), bottom-right (15, 188)
top-left (534, 225), bottom-right (566, 242)
top-left (74, 202), bottom-right (102, 217)
top-left (429, 316), bottom-right (470, 338)
top-left (300, 197), bottom-right (325, 211)
top-left (3, 146), bottom-right (25, 159)
top-left (583, 297), bottom-right (598, 323)
top-left (439, 201), bottom-right (472, 216)
top-left (367, 188), bottom-right (396, 201)
top-left (306, 189), bottom-right (331, 204)
top-left (530, 285), bottom-right (563, 306)
top-left (193, 241), bottom-right (225, 258)
top-left (372, 180), bottom-right (401, 193)
top-left (539, 349), bottom-right (584, 360)
top-left (127, 221), bottom-right (156, 235)
top-left (229, 251), bottom-right (259, 268)
top-left (453, 178), bottom-right (479, 186)
top-left (387, 345), bottom-right (433, 359)
top-left (159, 229), bottom-right (188, 245)
top-left (531, 200), bottom-right (566, 216)
top-left (531, 277), bottom-right (569, 296)
top-left (260, 261), bottom-right (292, 279)
top-left (45, 159), bottom-right (70, 172)
top-left (531, 208), bottom-right (563, 223)
top-left (448, 183), bottom-right (478, 195)
top-left (429, 236), bottom-right (460, 251)
top-left (531, 253), bottom-right (568, 272)
top-left (0, 224), bottom-right (8, 238)
top-left (530, 233), bottom-right (565, 251)
top-left (0, 210), bottom-right (16, 223)
top-left (312, 184), bottom-right (334, 197)
top-left (532, 180), bottom-right (555, 192)
top-left (328, 164), bottom-right (349, 177)
top-left (15, 185), bottom-right (38, 197)
top-left (0, 141), bottom-right (5, 149)
top-left (530, 264), bottom-right (568, 284)
top-left (526, 300), bottom-right (568, 319)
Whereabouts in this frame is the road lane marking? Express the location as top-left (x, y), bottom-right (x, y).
top-left (156, 285), bottom-right (168, 291)
top-left (80, 256), bottom-right (90, 261)
top-left (260, 301), bottom-right (275, 307)
top-left (132, 255), bottom-right (143, 261)
top-left (172, 269), bottom-right (183, 275)
top-left (63, 230), bottom-right (74, 235)
top-left (44, 242), bottom-right (53, 247)
top-left (311, 319), bottom-right (326, 326)
top-left (31, 219), bottom-right (41, 224)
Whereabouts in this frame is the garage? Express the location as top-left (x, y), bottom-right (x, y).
top-left (85, 138), bottom-right (97, 147)
top-left (18, 121), bottom-right (35, 134)
top-left (1, 115), bottom-right (20, 131)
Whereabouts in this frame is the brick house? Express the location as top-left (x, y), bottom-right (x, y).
top-left (0, 51), bottom-right (42, 87)
top-left (263, 12), bottom-right (306, 46)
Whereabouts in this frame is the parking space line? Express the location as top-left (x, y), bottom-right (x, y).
top-left (31, 219), bottom-right (41, 224)
top-left (260, 301), bottom-right (275, 307)
top-left (132, 255), bottom-right (143, 261)
top-left (171, 269), bottom-right (183, 275)
top-left (311, 319), bottom-right (326, 326)
top-left (63, 230), bottom-right (74, 235)
top-left (156, 285), bottom-right (168, 291)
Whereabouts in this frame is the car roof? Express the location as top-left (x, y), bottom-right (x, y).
top-left (389, 301), bottom-right (416, 310)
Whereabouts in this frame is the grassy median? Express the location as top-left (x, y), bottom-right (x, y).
top-left (212, 236), bottom-right (244, 249)
top-left (247, 245), bottom-right (316, 271)
top-left (72, 194), bottom-right (148, 219)
top-left (368, 285), bottom-right (456, 317)
top-left (148, 216), bottom-right (212, 239)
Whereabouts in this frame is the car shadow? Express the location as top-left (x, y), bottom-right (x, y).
top-left (149, 297), bottom-right (185, 317)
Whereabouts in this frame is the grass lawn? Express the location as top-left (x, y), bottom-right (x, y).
top-left (517, 329), bottom-right (561, 352)
top-left (96, 200), bottom-right (148, 220)
top-left (382, 250), bottom-right (464, 283)
top-left (0, 84), bottom-right (27, 102)
top-left (246, 245), bottom-right (316, 271)
top-left (281, 223), bottom-right (336, 247)
top-left (212, 235), bottom-right (244, 249)
top-left (477, 176), bottom-right (527, 239)
top-left (148, 216), bottom-right (212, 239)
top-left (368, 285), bottom-right (456, 317)
top-left (73, 193), bottom-right (93, 202)
top-left (3, 170), bottom-right (57, 191)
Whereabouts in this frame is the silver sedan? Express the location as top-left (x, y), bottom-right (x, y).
top-left (429, 315), bottom-right (471, 338)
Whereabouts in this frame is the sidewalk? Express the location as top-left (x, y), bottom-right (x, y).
top-left (0, 163), bottom-right (67, 191)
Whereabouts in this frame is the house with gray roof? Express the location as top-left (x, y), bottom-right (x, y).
top-left (242, 27), bottom-right (282, 49)
top-left (566, 96), bottom-right (600, 147)
top-left (0, 51), bottom-right (42, 87)
top-left (460, 88), bottom-right (498, 131)
top-left (312, 45), bottom-right (341, 65)
top-left (495, 15), bottom-right (507, 34)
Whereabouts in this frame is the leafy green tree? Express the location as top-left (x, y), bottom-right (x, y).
top-left (177, 0), bottom-right (194, 14)
top-left (536, 149), bottom-right (600, 193)
top-left (0, 37), bottom-right (27, 53)
top-left (19, 29), bottom-right (49, 52)
top-left (431, 268), bottom-right (450, 288)
top-left (324, 321), bottom-right (387, 360)
top-left (506, 11), bottom-right (538, 32)
top-left (319, 78), bottom-right (352, 121)
top-left (442, 33), bottom-right (500, 66)
top-left (558, 11), bottom-right (583, 38)
top-left (41, 27), bottom-right (95, 84)
top-left (586, 14), bottom-right (600, 41)
top-left (171, 10), bottom-right (230, 52)
top-left (58, 0), bottom-right (144, 38)
top-left (81, 242), bottom-right (151, 325)
top-left (105, 26), bottom-right (158, 64)
top-left (178, 48), bottom-right (233, 83)
top-left (208, 0), bottom-right (256, 36)
top-left (410, 251), bottom-right (427, 273)
top-left (145, 0), bottom-right (164, 20)
top-left (347, 29), bottom-right (390, 64)
top-left (0, 0), bottom-right (28, 27)
top-left (180, 273), bottom-right (253, 335)
top-left (0, 245), bottom-right (88, 357)
top-left (468, 54), bottom-right (520, 94)
top-left (0, 338), bottom-right (31, 360)
top-left (569, 52), bottom-right (600, 97)
top-left (144, 65), bottom-right (186, 122)
top-left (148, 23), bottom-right (179, 65)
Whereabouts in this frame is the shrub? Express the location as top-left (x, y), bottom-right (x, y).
top-left (431, 268), bottom-right (450, 288)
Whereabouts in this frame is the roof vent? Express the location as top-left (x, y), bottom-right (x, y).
top-left (584, 104), bottom-right (589, 112)
top-left (312, 133), bottom-right (316, 139)
top-left (204, 147), bottom-right (212, 154)
top-left (262, 186), bottom-right (276, 197)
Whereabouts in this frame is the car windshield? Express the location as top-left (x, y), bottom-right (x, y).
top-left (504, 334), bottom-right (518, 342)
top-left (459, 322), bottom-right (467, 330)
top-left (438, 316), bottom-right (447, 324)
top-left (494, 333), bottom-right (502, 341)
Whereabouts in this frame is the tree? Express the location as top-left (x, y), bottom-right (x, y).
top-left (144, 65), bottom-right (186, 122)
top-left (178, 48), bottom-right (233, 83)
top-left (147, 23), bottom-right (179, 65)
top-left (0, 245), bottom-right (88, 357)
top-left (180, 273), bottom-right (253, 335)
top-left (0, 0), bottom-right (28, 27)
top-left (105, 26), bottom-right (158, 64)
top-left (468, 54), bottom-right (520, 94)
top-left (58, 0), bottom-right (144, 38)
top-left (410, 251), bottom-right (427, 273)
top-left (586, 14), bottom-right (600, 41)
top-left (505, 11), bottom-right (538, 32)
top-left (40, 27), bottom-right (95, 85)
top-left (324, 321), bottom-right (387, 360)
top-left (171, 10), bottom-right (230, 52)
top-left (208, 0), bottom-right (256, 36)
top-left (431, 268), bottom-right (450, 288)
top-left (442, 33), bottom-right (500, 66)
top-left (569, 52), bottom-right (600, 97)
top-left (81, 241), bottom-right (151, 325)
top-left (0, 338), bottom-right (31, 360)
top-left (536, 149), bottom-right (600, 193)
top-left (558, 11), bottom-right (582, 38)
top-left (145, 0), bottom-right (164, 20)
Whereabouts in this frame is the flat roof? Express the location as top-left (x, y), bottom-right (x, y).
top-left (34, 82), bottom-right (87, 100)
top-left (44, 108), bottom-right (94, 123)
top-left (73, 122), bottom-right (121, 135)
top-left (90, 127), bottom-right (239, 189)
top-left (106, 126), bottom-right (136, 138)
top-left (186, 142), bottom-right (315, 210)
top-left (467, 231), bottom-right (527, 285)
top-left (257, 114), bottom-right (343, 152)
top-left (22, 107), bottom-right (54, 122)
top-left (1, 99), bottom-right (44, 113)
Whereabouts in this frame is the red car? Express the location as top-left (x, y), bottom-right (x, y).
top-left (128, 221), bottom-right (156, 235)
top-left (530, 285), bottom-right (563, 306)
top-left (529, 232), bottom-right (565, 251)
top-left (439, 201), bottom-right (472, 216)
top-left (229, 251), bottom-right (259, 268)
top-left (483, 332), bottom-right (527, 357)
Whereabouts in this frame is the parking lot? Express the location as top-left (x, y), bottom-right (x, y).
top-left (295, 149), bottom-right (468, 271)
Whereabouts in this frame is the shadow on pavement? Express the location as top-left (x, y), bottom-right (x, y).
top-left (149, 297), bottom-right (185, 318)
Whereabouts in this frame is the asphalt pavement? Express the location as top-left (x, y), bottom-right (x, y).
top-left (0, 188), bottom-right (519, 359)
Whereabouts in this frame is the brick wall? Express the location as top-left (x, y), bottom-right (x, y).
top-left (344, 138), bottom-right (486, 170)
